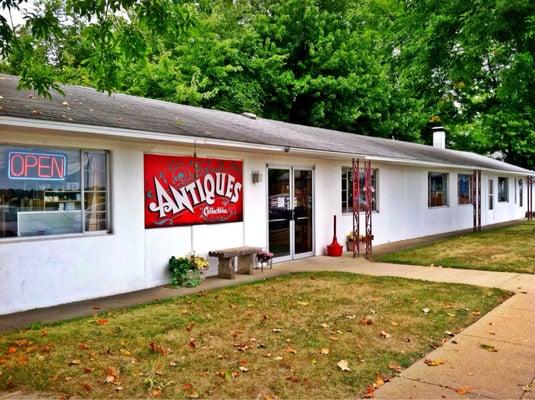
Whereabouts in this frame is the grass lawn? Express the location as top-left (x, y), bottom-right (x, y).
top-left (375, 221), bottom-right (535, 274)
top-left (0, 272), bottom-right (510, 399)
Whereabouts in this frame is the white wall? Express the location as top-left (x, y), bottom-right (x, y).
top-left (0, 128), bottom-right (530, 315)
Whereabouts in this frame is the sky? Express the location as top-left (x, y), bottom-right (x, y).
top-left (1, 1), bottom-right (34, 28)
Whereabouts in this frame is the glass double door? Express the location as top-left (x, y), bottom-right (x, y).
top-left (268, 167), bottom-right (314, 261)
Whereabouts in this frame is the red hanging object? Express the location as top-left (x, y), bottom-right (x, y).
top-left (327, 215), bottom-right (343, 257)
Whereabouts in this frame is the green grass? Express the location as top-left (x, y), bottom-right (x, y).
top-left (375, 221), bottom-right (535, 274)
top-left (0, 272), bottom-right (510, 399)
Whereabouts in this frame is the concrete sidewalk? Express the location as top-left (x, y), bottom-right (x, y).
top-left (1, 255), bottom-right (534, 399)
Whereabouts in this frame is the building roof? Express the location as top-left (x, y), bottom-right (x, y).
top-left (0, 74), bottom-right (532, 175)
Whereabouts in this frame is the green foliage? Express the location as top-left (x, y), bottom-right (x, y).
top-left (168, 255), bottom-right (206, 288)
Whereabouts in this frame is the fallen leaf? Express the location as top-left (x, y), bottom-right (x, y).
top-left (151, 389), bottom-right (161, 397)
top-left (69, 359), bottom-right (80, 366)
top-left (115, 386), bottom-right (124, 392)
top-left (187, 391), bottom-right (199, 399)
top-left (186, 323), bottom-right (195, 332)
top-left (391, 321), bottom-right (398, 326)
top-left (363, 384), bottom-right (375, 398)
top-left (320, 323), bottom-right (330, 329)
top-left (169, 361), bottom-right (178, 367)
top-left (422, 307), bottom-right (430, 314)
top-left (296, 301), bottom-right (309, 306)
top-left (104, 375), bottom-right (115, 384)
top-left (447, 313), bottom-right (456, 317)
top-left (285, 347), bottom-right (297, 354)
top-left (374, 374), bottom-right (386, 388)
top-left (472, 310), bottom-right (481, 316)
top-left (424, 359), bottom-right (445, 366)
top-left (272, 328), bottom-right (282, 333)
top-left (337, 359), bottom-right (351, 371)
top-left (274, 356), bottom-right (283, 361)
top-left (360, 317), bottom-right (374, 326)
top-left (6, 347), bottom-right (16, 355)
top-left (388, 362), bottom-right (402, 373)
top-left (82, 383), bottom-right (92, 392)
top-left (380, 331), bottom-right (391, 339)
top-left (479, 343), bottom-right (498, 352)
top-left (96, 319), bottom-right (108, 325)
top-left (79, 343), bottom-right (90, 350)
top-left (445, 331), bottom-right (455, 337)
top-left (84, 367), bottom-right (94, 373)
top-left (346, 315), bottom-right (356, 320)
top-left (188, 338), bottom-right (197, 350)
top-left (455, 386), bottom-right (471, 395)
top-left (239, 366), bottom-right (249, 372)
top-left (320, 348), bottom-right (330, 355)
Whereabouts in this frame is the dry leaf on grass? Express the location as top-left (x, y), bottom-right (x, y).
top-left (284, 347), bottom-right (297, 354)
top-left (337, 359), bottom-right (351, 371)
top-left (388, 362), bottom-right (402, 373)
top-left (96, 319), bottom-right (108, 325)
top-left (360, 317), bottom-right (374, 326)
top-left (320, 348), bottom-right (330, 355)
top-left (380, 331), bottom-right (391, 339)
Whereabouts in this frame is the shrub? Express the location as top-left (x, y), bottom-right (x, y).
top-left (169, 254), bottom-right (209, 288)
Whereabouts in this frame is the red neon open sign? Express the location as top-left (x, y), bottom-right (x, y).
top-left (8, 151), bottom-right (66, 181)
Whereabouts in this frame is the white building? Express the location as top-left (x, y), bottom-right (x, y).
top-left (0, 74), bottom-right (533, 315)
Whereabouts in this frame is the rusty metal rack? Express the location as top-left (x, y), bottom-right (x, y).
top-left (472, 170), bottom-right (482, 232)
top-left (528, 176), bottom-right (533, 221)
top-left (352, 159), bottom-right (373, 258)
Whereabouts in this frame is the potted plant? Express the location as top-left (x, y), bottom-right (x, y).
top-left (169, 253), bottom-right (210, 288)
top-left (346, 232), bottom-right (356, 251)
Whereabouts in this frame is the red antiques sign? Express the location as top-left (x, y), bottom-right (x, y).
top-left (144, 154), bottom-right (243, 228)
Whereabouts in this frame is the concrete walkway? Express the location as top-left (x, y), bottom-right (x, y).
top-left (1, 255), bottom-right (534, 399)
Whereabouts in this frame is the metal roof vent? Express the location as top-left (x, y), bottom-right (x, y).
top-left (241, 112), bottom-right (257, 120)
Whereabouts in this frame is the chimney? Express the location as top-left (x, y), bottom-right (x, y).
top-left (432, 126), bottom-right (446, 149)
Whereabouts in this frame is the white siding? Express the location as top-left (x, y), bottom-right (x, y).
top-left (0, 128), bottom-right (530, 314)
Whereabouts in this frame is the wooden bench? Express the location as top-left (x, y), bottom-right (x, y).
top-left (208, 246), bottom-right (262, 279)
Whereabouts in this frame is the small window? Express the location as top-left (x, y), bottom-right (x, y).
top-left (457, 174), bottom-right (472, 205)
top-left (341, 167), bottom-right (378, 213)
top-left (498, 177), bottom-right (508, 202)
top-left (0, 145), bottom-right (110, 238)
top-left (489, 179), bottom-right (494, 210)
top-left (428, 172), bottom-right (448, 207)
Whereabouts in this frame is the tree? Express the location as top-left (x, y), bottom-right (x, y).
top-left (395, 0), bottom-right (535, 168)
top-left (0, 0), bottom-right (196, 96)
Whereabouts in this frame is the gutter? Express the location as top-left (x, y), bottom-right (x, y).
top-left (1, 116), bottom-right (534, 177)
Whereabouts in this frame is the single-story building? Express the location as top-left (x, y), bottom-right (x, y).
top-left (0, 74), bottom-right (533, 315)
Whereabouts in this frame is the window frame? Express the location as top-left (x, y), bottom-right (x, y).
top-left (488, 179), bottom-right (494, 210)
top-left (341, 166), bottom-right (379, 214)
top-left (0, 143), bottom-right (111, 241)
top-left (457, 173), bottom-right (472, 206)
top-left (428, 172), bottom-right (449, 208)
top-left (497, 177), bottom-right (509, 203)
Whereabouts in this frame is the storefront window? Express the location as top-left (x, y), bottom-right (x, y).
top-left (428, 172), bottom-right (448, 207)
top-left (341, 167), bottom-right (378, 213)
top-left (457, 174), bottom-right (472, 205)
top-left (0, 145), bottom-right (109, 238)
